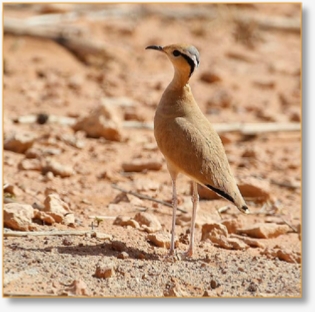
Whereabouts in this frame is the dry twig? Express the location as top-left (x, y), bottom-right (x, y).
top-left (111, 184), bottom-right (187, 213)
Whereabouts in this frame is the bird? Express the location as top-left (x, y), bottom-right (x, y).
top-left (145, 44), bottom-right (250, 258)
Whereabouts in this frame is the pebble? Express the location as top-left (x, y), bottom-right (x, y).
top-left (238, 223), bottom-right (290, 239)
top-left (113, 215), bottom-right (140, 229)
top-left (221, 218), bottom-right (243, 234)
top-left (111, 240), bottom-right (126, 252)
top-left (147, 232), bottom-right (178, 249)
top-left (94, 263), bottom-right (116, 279)
top-left (33, 209), bottom-right (55, 225)
top-left (199, 70), bottom-right (222, 84)
top-left (122, 159), bottom-right (162, 172)
top-left (72, 102), bottom-right (123, 142)
top-left (134, 212), bottom-right (162, 233)
top-left (18, 158), bottom-right (42, 171)
top-left (42, 159), bottom-right (74, 178)
top-left (43, 193), bottom-right (71, 223)
top-left (4, 203), bottom-right (36, 231)
top-left (238, 177), bottom-right (271, 203)
top-left (117, 252), bottom-right (129, 259)
top-left (4, 132), bottom-right (36, 153)
top-left (230, 234), bottom-right (265, 248)
top-left (63, 279), bottom-right (90, 296)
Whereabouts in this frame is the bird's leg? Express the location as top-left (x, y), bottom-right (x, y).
top-left (184, 181), bottom-right (199, 258)
top-left (168, 178), bottom-right (178, 256)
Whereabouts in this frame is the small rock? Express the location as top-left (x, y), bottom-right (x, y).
top-left (134, 212), bottom-right (162, 233)
top-left (164, 278), bottom-right (187, 297)
top-left (43, 193), bottom-right (70, 223)
top-left (113, 215), bottom-right (140, 229)
top-left (33, 209), bottom-right (55, 225)
top-left (276, 249), bottom-right (300, 263)
top-left (62, 237), bottom-right (73, 246)
top-left (289, 108), bottom-right (301, 122)
top-left (238, 223), bottom-right (290, 239)
top-left (63, 213), bottom-right (75, 227)
top-left (95, 232), bottom-right (112, 240)
top-left (72, 101), bottom-right (123, 141)
top-left (230, 234), bottom-right (265, 248)
top-left (42, 159), bottom-right (74, 178)
top-left (210, 279), bottom-right (219, 289)
top-left (252, 78), bottom-right (275, 89)
top-left (226, 237), bottom-right (249, 250)
top-left (147, 232), bottom-right (178, 249)
top-left (199, 70), bottom-right (222, 84)
top-left (25, 147), bottom-right (42, 159)
top-left (68, 75), bottom-right (83, 90)
top-left (62, 280), bottom-right (90, 296)
top-left (18, 158), bottom-right (42, 171)
top-left (94, 263), bottom-right (115, 279)
top-left (221, 218), bottom-right (243, 234)
top-left (122, 159), bottom-right (162, 172)
top-left (133, 179), bottom-right (160, 192)
top-left (4, 132), bottom-right (36, 153)
top-left (4, 203), bottom-right (35, 231)
top-left (111, 240), bottom-right (126, 252)
top-left (238, 177), bottom-right (271, 203)
top-left (201, 222), bottom-right (228, 241)
top-left (117, 251), bottom-right (129, 259)
top-left (247, 282), bottom-right (258, 293)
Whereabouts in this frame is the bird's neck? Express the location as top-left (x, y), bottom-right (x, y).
top-left (169, 68), bottom-right (191, 90)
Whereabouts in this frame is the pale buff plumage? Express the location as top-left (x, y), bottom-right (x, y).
top-left (146, 44), bottom-right (249, 257)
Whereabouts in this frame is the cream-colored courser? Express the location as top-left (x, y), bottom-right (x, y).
top-left (146, 44), bottom-right (249, 258)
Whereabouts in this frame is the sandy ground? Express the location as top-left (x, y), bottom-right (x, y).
top-left (2, 3), bottom-right (302, 298)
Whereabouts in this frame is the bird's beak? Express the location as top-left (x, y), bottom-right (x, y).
top-left (145, 45), bottom-right (164, 52)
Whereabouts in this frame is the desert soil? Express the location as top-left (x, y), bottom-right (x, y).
top-left (2, 3), bottom-right (302, 298)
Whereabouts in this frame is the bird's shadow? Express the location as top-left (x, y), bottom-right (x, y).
top-left (6, 239), bottom-right (205, 263)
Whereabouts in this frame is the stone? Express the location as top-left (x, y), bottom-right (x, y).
top-left (147, 232), bottom-right (178, 249)
top-left (4, 203), bottom-right (35, 231)
top-left (33, 209), bottom-right (55, 225)
top-left (238, 223), bottom-right (290, 239)
top-left (42, 159), bottom-right (74, 178)
top-left (43, 193), bottom-right (71, 223)
top-left (94, 264), bottom-right (115, 278)
top-left (4, 132), bottom-right (36, 153)
top-left (113, 215), bottom-right (140, 229)
top-left (117, 251), bottom-right (129, 259)
top-left (199, 70), bottom-right (222, 84)
top-left (63, 280), bottom-right (90, 296)
top-left (226, 237), bottom-right (249, 250)
top-left (122, 159), bottom-right (162, 172)
top-left (111, 240), bottom-right (126, 252)
top-left (18, 158), bottom-right (42, 171)
top-left (72, 101), bottom-right (123, 141)
top-left (238, 177), bottom-right (271, 203)
top-left (230, 234), bottom-right (265, 248)
top-left (134, 212), bottom-right (162, 233)
top-left (133, 179), bottom-right (160, 192)
top-left (63, 213), bottom-right (75, 227)
top-left (201, 222), bottom-right (228, 241)
top-left (221, 218), bottom-right (243, 234)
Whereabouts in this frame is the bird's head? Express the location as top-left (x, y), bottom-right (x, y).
top-left (146, 44), bottom-right (200, 80)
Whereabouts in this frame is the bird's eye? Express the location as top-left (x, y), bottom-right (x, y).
top-left (172, 50), bottom-right (181, 57)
